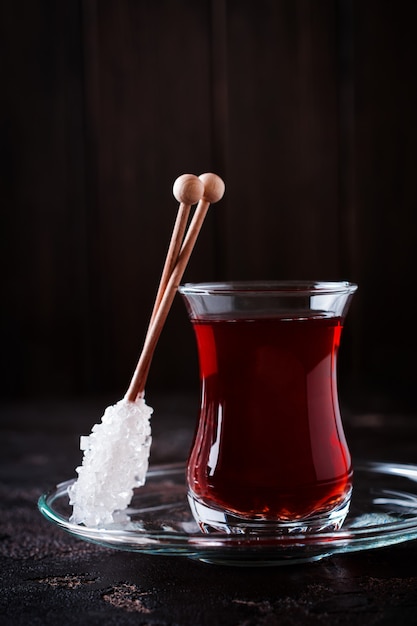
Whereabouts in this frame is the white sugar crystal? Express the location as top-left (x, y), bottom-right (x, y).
top-left (68, 397), bottom-right (153, 527)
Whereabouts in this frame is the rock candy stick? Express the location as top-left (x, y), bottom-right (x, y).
top-left (68, 174), bottom-right (224, 528)
top-left (68, 175), bottom-right (203, 526)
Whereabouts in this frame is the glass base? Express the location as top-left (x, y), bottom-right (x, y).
top-left (187, 490), bottom-right (352, 535)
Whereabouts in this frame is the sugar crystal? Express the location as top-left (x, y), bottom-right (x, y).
top-left (68, 397), bottom-right (153, 527)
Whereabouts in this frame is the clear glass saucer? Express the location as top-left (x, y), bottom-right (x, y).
top-left (38, 461), bottom-right (417, 566)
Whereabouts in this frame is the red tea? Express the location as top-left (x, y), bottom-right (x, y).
top-left (187, 316), bottom-right (352, 521)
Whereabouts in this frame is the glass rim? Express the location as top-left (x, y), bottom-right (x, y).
top-left (179, 280), bottom-right (358, 296)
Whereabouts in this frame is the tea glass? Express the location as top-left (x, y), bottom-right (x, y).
top-left (179, 281), bottom-right (358, 535)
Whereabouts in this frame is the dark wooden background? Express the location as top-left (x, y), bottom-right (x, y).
top-left (1, 0), bottom-right (416, 412)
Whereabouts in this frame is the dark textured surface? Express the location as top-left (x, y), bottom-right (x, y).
top-left (2, 395), bottom-right (417, 625)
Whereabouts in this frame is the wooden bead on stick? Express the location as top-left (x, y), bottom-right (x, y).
top-left (199, 172), bottom-right (225, 203)
top-left (173, 174), bottom-right (204, 205)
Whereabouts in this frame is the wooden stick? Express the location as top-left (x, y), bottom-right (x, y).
top-left (149, 174), bottom-right (203, 325)
top-left (135, 175), bottom-right (203, 396)
top-left (125, 173), bottom-right (225, 402)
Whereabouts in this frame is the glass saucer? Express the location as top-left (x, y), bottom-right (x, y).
top-left (38, 461), bottom-right (417, 566)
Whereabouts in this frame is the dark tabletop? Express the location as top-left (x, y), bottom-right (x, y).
top-left (2, 393), bottom-right (417, 626)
